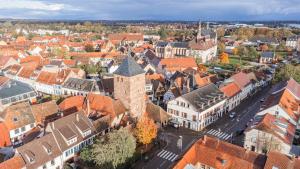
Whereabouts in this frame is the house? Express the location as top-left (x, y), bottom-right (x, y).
top-left (0, 156), bottom-right (25, 169)
top-left (220, 82), bottom-right (241, 112)
top-left (244, 113), bottom-right (295, 156)
top-left (59, 95), bottom-right (85, 115)
top-left (31, 101), bottom-right (59, 126)
top-left (230, 72), bottom-right (253, 100)
top-left (0, 102), bottom-right (36, 145)
top-left (167, 83), bottom-right (226, 131)
top-left (45, 112), bottom-right (95, 162)
top-left (256, 79), bottom-right (300, 126)
top-left (173, 136), bottom-right (267, 169)
top-left (108, 33), bottom-right (144, 47)
top-left (0, 77), bottom-right (37, 111)
top-left (158, 57), bottom-right (198, 74)
top-left (260, 52), bottom-right (276, 64)
top-left (16, 133), bottom-right (63, 169)
top-left (62, 77), bottom-right (101, 96)
top-left (263, 151), bottom-right (300, 169)
top-left (286, 36), bottom-right (299, 49)
top-left (0, 56), bottom-right (18, 69)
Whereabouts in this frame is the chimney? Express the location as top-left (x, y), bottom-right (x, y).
top-left (203, 135), bottom-right (207, 143)
top-left (76, 113), bottom-right (79, 122)
top-left (51, 122), bottom-right (55, 130)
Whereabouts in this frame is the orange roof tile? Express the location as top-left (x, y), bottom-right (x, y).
top-left (59, 95), bottom-right (85, 114)
top-left (0, 156), bottom-right (25, 169)
top-left (220, 82), bottom-right (241, 98)
top-left (173, 136), bottom-right (266, 169)
top-left (0, 122), bottom-right (11, 147)
top-left (160, 57), bottom-right (197, 72)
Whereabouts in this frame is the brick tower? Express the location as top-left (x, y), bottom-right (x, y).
top-left (114, 56), bottom-right (146, 118)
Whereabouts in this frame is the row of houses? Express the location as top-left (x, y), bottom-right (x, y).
top-left (244, 78), bottom-right (300, 156)
top-left (166, 71), bottom-right (272, 131)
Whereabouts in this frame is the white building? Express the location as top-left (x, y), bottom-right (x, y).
top-left (167, 83), bottom-right (226, 131)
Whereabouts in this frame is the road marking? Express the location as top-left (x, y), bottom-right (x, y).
top-left (207, 129), bottom-right (214, 134)
top-left (162, 151), bottom-right (171, 158)
top-left (165, 152), bottom-right (173, 159)
top-left (220, 133), bottom-right (226, 139)
top-left (171, 155), bottom-right (178, 162)
top-left (157, 150), bottom-right (165, 156)
top-left (159, 161), bottom-right (166, 167)
top-left (211, 130), bottom-right (218, 135)
top-left (168, 154), bottom-right (176, 161)
top-left (159, 150), bottom-right (168, 158)
top-left (224, 135), bottom-right (231, 140)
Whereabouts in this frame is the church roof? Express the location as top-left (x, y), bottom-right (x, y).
top-left (114, 56), bottom-right (145, 77)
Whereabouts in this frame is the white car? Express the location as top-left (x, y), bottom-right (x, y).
top-left (260, 98), bottom-right (265, 102)
top-left (229, 112), bottom-right (236, 118)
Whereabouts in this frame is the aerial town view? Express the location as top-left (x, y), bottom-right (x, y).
top-left (1, 0), bottom-right (300, 169)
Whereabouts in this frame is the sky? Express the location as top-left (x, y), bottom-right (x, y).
top-left (0, 0), bottom-right (299, 21)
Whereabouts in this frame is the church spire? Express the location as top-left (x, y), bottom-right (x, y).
top-left (197, 21), bottom-right (202, 41)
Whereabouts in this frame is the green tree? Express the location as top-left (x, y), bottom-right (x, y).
top-left (92, 129), bottom-right (136, 169)
top-left (273, 64), bottom-right (300, 83)
top-left (80, 146), bottom-right (94, 167)
top-left (237, 45), bottom-right (249, 63)
top-left (248, 46), bottom-right (259, 61)
top-left (158, 27), bottom-right (168, 40)
top-left (218, 42), bottom-right (226, 54)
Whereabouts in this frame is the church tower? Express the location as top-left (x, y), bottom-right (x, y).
top-left (114, 56), bottom-right (146, 118)
top-left (196, 21), bottom-right (202, 41)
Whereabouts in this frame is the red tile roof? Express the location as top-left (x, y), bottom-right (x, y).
top-left (173, 136), bottom-right (266, 169)
top-left (220, 82), bottom-right (241, 98)
top-left (231, 72), bottom-right (251, 88)
top-left (160, 57), bottom-right (197, 72)
top-left (59, 95), bottom-right (85, 114)
top-left (0, 156), bottom-right (25, 169)
top-left (264, 151), bottom-right (300, 169)
top-left (0, 122), bottom-right (11, 147)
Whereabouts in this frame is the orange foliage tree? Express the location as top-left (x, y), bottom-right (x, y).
top-left (219, 52), bottom-right (229, 64)
top-left (135, 114), bottom-right (157, 147)
top-left (232, 48), bottom-right (238, 55)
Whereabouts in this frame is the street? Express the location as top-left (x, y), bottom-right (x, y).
top-left (140, 85), bottom-right (272, 169)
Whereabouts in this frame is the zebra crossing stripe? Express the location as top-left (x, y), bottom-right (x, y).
top-left (224, 135), bottom-right (231, 140)
top-left (162, 151), bottom-right (171, 158)
top-left (207, 129), bottom-right (214, 134)
top-left (165, 152), bottom-right (173, 159)
top-left (168, 154), bottom-right (176, 161)
top-left (216, 131), bottom-right (222, 137)
top-left (211, 130), bottom-right (218, 135)
top-left (157, 150), bottom-right (165, 156)
top-left (220, 133), bottom-right (227, 139)
top-left (171, 155), bottom-right (178, 162)
top-left (159, 150), bottom-right (168, 158)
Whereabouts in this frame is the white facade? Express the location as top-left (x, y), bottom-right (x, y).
top-left (244, 128), bottom-right (291, 155)
top-left (167, 97), bottom-right (226, 131)
top-left (226, 93), bottom-right (241, 112)
top-left (10, 123), bottom-right (36, 145)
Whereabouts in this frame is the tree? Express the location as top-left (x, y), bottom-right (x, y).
top-left (135, 114), bottom-right (157, 148)
top-left (248, 46), bottom-right (259, 61)
top-left (85, 44), bottom-right (95, 52)
top-left (219, 52), bottom-right (229, 64)
top-left (237, 45), bottom-right (248, 63)
top-left (158, 27), bottom-right (168, 40)
top-left (218, 42), bottom-right (226, 54)
top-left (273, 64), bottom-right (300, 83)
top-left (92, 129), bottom-right (136, 169)
top-left (80, 146), bottom-right (94, 167)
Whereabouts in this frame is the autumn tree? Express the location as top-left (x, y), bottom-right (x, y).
top-left (218, 42), bottom-right (226, 54)
top-left (219, 52), bottom-right (229, 64)
top-left (135, 114), bottom-right (157, 148)
top-left (92, 128), bottom-right (136, 169)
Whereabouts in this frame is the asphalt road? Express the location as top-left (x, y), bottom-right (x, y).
top-left (141, 85), bottom-right (272, 169)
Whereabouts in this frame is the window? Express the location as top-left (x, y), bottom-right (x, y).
top-left (21, 127), bottom-right (26, 132)
top-left (183, 113), bottom-right (187, 118)
top-left (43, 164), bottom-right (47, 169)
top-left (30, 123), bottom-right (34, 128)
top-left (51, 160), bottom-right (55, 165)
top-left (192, 115), bottom-right (197, 121)
top-left (15, 129), bottom-right (19, 134)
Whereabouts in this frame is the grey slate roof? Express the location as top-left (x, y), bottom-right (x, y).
top-left (114, 56), bottom-right (145, 77)
top-left (62, 78), bottom-right (99, 92)
top-left (181, 83), bottom-right (225, 112)
top-left (0, 79), bottom-right (36, 99)
top-left (261, 52), bottom-right (275, 58)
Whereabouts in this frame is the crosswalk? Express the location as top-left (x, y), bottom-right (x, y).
top-left (157, 149), bottom-right (178, 162)
top-left (205, 129), bottom-right (232, 140)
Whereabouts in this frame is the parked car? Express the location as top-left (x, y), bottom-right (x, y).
top-left (169, 120), bottom-right (179, 128)
top-left (229, 112), bottom-right (236, 118)
top-left (260, 98), bottom-right (265, 102)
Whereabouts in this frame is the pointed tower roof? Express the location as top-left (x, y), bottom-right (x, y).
top-left (114, 56), bottom-right (145, 77)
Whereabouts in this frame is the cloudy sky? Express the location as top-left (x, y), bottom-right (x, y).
top-left (0, 0), bottom-right (299, 20)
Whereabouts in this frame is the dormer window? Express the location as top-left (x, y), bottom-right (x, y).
top-left (42, 142), bottom-right (52, 155)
